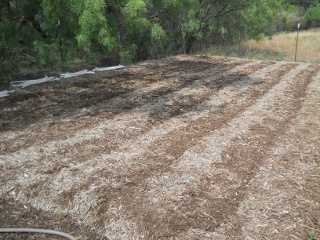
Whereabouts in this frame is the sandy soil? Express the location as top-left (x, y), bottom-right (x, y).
top-left (0, 55), bottom-right (319, 240)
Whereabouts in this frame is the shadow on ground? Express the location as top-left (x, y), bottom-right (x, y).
top-left (0, 56), bottom-right (262, 132)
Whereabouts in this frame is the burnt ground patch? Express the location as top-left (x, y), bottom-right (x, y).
top-left (0, 57), bottom-right (239, 132)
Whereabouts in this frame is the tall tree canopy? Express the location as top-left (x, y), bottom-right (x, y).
top-left (0, 0), bottom-right (300, 85)
top-left (304, 0), bottom-right (320, 25)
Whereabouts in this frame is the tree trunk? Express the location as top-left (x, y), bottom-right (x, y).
top-left (115, 13), bottom-right (124, 65)
top-left (185, 34), bottom-right (196, 54)
top-left (182, 33), bottom-right (186, 54)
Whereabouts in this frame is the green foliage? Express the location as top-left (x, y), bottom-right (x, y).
top-left (0, 1), bottom-right (42, 84)
top-left (151, 24), bottom-right (165, 41)
top-left (0, 0), bottom-right (309, 86)
top-left (308, 231), bottom-right (316, 240)
top-left (38, 0), bottom-right (80, 66)
top-left (305, 0), bottom-right (320, 24)
top-left (33, 41), bottom-right (58, 66)
top-left (77, 0), bottom-right (151, 64)
top-left (77, 0), bottom-right (113, 51)
top-left (126, 0), bottom-right (147, 17)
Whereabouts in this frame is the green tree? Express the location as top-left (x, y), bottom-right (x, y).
top-left (305, 0), bottom-right (320, 25)
top-left (0, 0), bottom-right (42, 84)
top-left (0, 0), bottom-right (293, 86)
top-left (0, 0), bottom-right (152, 84)
top-left (148, 0), bottom-right (287, 54)
top-left (77, 0), bottom-right (150, 65)
top-left (0, 0), bottom-right (82, 84)
top-left (36, 0), bottom-right (81, 67)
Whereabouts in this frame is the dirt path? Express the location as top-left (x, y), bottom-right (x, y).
top-left (0, 55), bottom-right (319, 239)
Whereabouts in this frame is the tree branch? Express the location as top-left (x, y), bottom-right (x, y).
top-left (20, 16), bottom-right (48, 39)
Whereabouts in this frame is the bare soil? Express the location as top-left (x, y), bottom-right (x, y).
top-left (0, 55), bottom-right (319, 240)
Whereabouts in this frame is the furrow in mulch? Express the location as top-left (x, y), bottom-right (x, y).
top-left (0, 56), bottom-right (237, 154)
top-left (110, 63), bottom-right (314, 238)
top-left (214, 67), bottom-right (320, 239)
top-left (2, 59), bottom-right (313, 240)
top-left (0, 56), bottom-right (251, 239)
top-left (150, 64), bottom-right (319, 239)
top-left (66, 62), bottom-right (298, 238)
top-left (0, 58), bottom-right (253, 194)
top-left (1, 59), bottom-right (277, 239)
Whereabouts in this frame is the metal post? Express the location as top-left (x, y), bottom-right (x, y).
top-left (294, 23), bottom-right (300, 62)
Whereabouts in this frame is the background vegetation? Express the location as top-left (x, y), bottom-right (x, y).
top-left (198, 28), bottom-right (320, 63)
top-left (242, 28), bottom-right (320, 62)
top-left (0, 0), bottom-right (319, 85)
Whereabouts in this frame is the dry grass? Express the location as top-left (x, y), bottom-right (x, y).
top-left (242, 29), bottom-right (320, 63)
